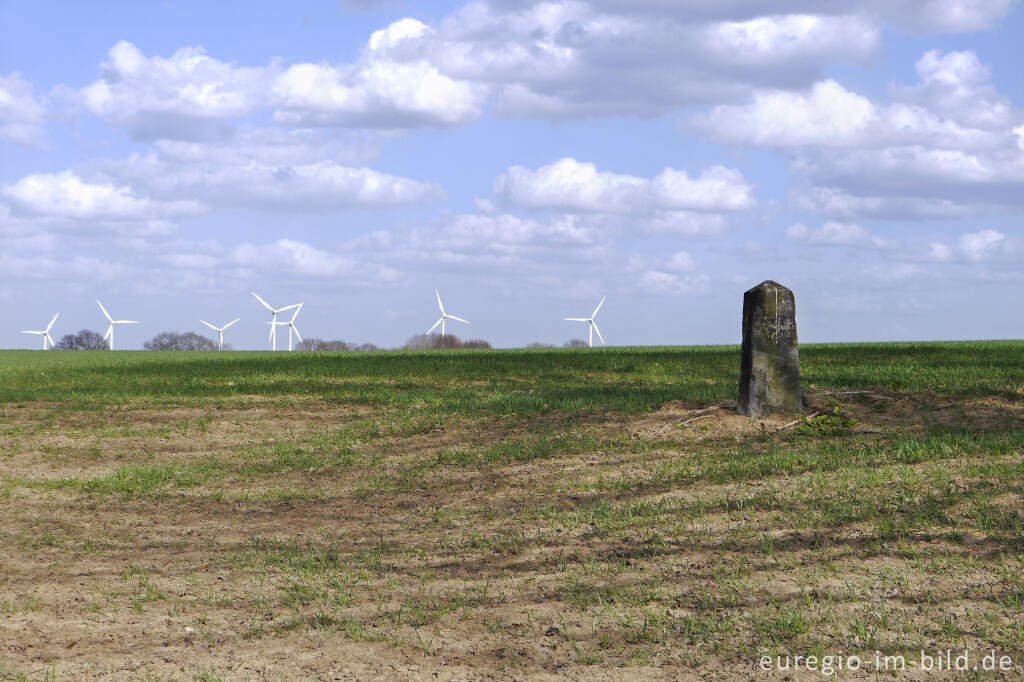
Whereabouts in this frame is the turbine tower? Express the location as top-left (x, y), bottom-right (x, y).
top-left (252, 291), bottom-right (300, 351)
top-left (266, 304), bottom-right (303, 351)
top-left (565, 296), bottom-right (606, 347)
top-left (97, 299), bottom-right (139, 350)
top-left (21, 313), bottom-right (59, 349)
top-left (426, 290), bottom-right (469, 337)
top-left (200, 318), bottom-right (239, 351)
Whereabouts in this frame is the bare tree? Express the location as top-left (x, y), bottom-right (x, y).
top-left (144, 331), bottom-right (219, 351)
top-left (404, 334), bottom-right (491, 350)
top-left (296, 338), bottom-right (380, 351)
top-left (403, 334), bottom-right (435, 350)
top-left (55, 329), bottom-right (107, 350)
top-left (563, 339), bottom-right (589, 348)
top-left (525, 342), bottom-right (555, 348)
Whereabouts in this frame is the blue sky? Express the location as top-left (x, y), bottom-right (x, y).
top-left (2, 0), bottom-right (1022, 349)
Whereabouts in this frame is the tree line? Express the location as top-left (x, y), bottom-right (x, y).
top-left (50, 329), bottom-right (589, 351)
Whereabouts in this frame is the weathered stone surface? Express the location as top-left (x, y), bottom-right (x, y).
top-left (738, 280), bottom-right (802, 417)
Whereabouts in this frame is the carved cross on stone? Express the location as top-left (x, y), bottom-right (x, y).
top-left (738, 280), bottom-right (803, 417)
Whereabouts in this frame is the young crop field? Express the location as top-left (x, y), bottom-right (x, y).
top-left (1, 342), bottom-right (1023, 680)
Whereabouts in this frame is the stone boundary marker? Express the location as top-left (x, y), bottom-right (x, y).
top-left (738, 280), bottom-right (803, 417)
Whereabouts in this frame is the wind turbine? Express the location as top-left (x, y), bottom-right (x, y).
top-left (251, 291), bottom-right (300, 351)
top-left (266, 304), bottom-right (303, 351)
top-left (200, 318), bottom-right (239, 351)
top-left (565, 296), bottom-right (606, 347)
top-left (426, 290), bottom-right (469, 337)
top-left (97, 299), bottom-right (139, 350)
top-left (21, 313), bottom-right (59, 349)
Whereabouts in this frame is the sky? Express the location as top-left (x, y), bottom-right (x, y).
top-left (1, 0), bottom-right (1022, 350)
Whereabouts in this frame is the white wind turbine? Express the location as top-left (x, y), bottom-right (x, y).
top-left (21, 313), bottom-right (59, 350)
top-left (200, 318), bottom-right (239, 351)
top-left (565, 296), bottom-right (606, 347)
top-left (252, 291), bottom-right (300, 351)
top-left (426, 290), bottom-right (469, 337)
top-left (97, 299), bottom-right (139, 350)
top-left (266, 303), bottom-right (303, 351)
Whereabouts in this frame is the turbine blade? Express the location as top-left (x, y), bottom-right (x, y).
top-left (200, 320), bottom-right (217, 331)
top-left (448, 315), bottom-right (469, 324)
top-left (288, 303), bottom-right (303, 322)
top-left (45, 333), bottom-right (54, 347)
top-left (426, 317), bottom-right (443, 334)
top-left (251, 291), bottom-right (275, 311)
top-left (116, 320), bottom-right (140, 324)
top-left (292, 325), bottom-right (302, 343)
top-left (223, 318), bottom-right (239, 329)
top-left (46, 313), bottom-right (59, 331)
top-left (103, 325), bottom-right (112, 340)
top-left (564, 318), bottom-right (588, 322)
top-left (21, 330), bottom-right (44, 334)
top-left (96, 299), bottom-right (112, 321)
top-left (278, 303), bottom-right (300, 314)
top-left (592, 320), bottom-right (605, 345)
top-left (436, 290), bottom-right (445, 314)
top-left (591, 296), bottom-right (606, 318)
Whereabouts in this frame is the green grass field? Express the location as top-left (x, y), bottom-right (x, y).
top-left (1, 342), bottom-right (1022, 680)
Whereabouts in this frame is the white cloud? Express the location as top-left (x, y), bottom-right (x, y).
top-left (419, 3), bottom-right (889, 118)
top-left (927, 241), bottom-right (954, 261)
top-left (697, 80), bottom-right (875, 146)
top-left (887, 0), bottom-right (1017, 33)
top-left (97, 156), bottom-right (443, 211)
top-left (586, 0), bottom-right (1016, 34)
top-left (785, 221), bottom-right (893, 249)
top-left (494, 158), bottom-right (644, 212)
top-left (958, 229), bottom-right (1006, 261)
top-left (69, 35), bottom-right (486, 135)
top-left (927, 229), bottom-right (1018, 263)
top-left (796, 186), bottom-right (974, 220)
top-left (863, 263), bottom-right (923, 282)
top-left (233, 239), bottom-right (359, 277)
top-left (58, 3), bottom-right (1021, 142)
top-left (799, 146), bottom-right (1024, 190)
top-left (0, 252), bottom-right (126, 281)
top-left (642, 211), bottom-right (728, 236)
top-left (664, 250), bottom-right (696, 272)
top-left (369, 17), bottom-right (432, 49)
top-left (651, 166), bottom-right (755, 210)
top-left (2, 171), bottom-right (203, 227)
top-left (638, 270), bottom-right (710, 295)
top-left (399, 211), bottom-right (613, 270)
top-left (494, 158), bottom-right (754, 212)
top-left (420, 211), bottom-right (602, 249)
top-left (0, 73), bottom-right (46, 145)
top-left (705, 14), bottom-right (878, 65)
top-left (151, 126), bottom-right (382, 167)
top-left (916, 48), bottom-right (990, 87)
top-left (162, 253), bottom-right (220, 269)
top-left (72, 41), bottom-right (269, 140)
top-left (697, 50), bottom-right (1014, 150)
top-left (699, 49), bottom-right (1024, 215)
top-left (271, 19), bottom-right (487, 128)
top-left (897, 50), bottom-right (1012, 130)
top-left (474, 198), bottom-right (498, 214)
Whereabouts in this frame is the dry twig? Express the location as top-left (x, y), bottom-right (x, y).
top-left (677, 400), bottom-right (735, 427)
top-left (776, 411), bottom-right (821, 433)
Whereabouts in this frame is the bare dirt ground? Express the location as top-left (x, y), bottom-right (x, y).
top-left (2, 390), bottom-right (1023, 680)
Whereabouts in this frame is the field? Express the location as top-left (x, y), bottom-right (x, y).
top-left (1, 342), bottom-right (1023, 681)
